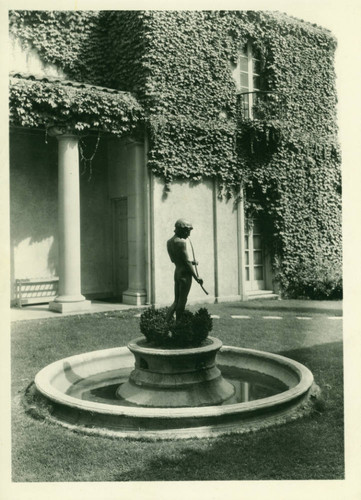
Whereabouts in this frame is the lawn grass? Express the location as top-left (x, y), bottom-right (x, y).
top-left (11, 304), bottom-right (344, 481)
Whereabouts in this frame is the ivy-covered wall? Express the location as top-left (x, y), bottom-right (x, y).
top-left (9, 10), bottom-right (342, 298)
top-left (9, 11), bottom-right (106, 84)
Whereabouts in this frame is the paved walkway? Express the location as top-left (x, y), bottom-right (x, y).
top-left (10, 300), bottom-right (143, 322)
top-left (10, 298), bottom-right (342, 322)
top-left (225, 299), bottom-right (342, 314)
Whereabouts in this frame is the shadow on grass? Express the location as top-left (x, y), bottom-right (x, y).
top-left (11, 314), bottom-right (344, 483)
top-left (111, 342), bottom-right (344, 482)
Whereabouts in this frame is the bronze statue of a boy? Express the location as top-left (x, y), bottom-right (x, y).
top-left (166, 219), bottom-right (203, 322)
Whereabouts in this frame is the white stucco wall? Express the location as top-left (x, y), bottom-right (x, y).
top-left (10, 130), bottom-right (59, 298)
top-left (152, 177), bottom-right (216, 306)
top-left (151, 176), bottom-right (243, 306)
top-left (215, 195), bottom-right (240, 300)
top-left (9, 33), bottom-right (67, 79)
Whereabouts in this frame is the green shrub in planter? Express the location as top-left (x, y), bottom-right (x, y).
top-left (139, 307), bottom-right (213, 347)
top-left (139, 307), bottom-right (170, 344)
top-left (192, 308), bottom-right (213, 344)
top-left (171, 310), bottom-right (195, 347)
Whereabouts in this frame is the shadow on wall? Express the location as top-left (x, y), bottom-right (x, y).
top-left (10, 130), bottom-right (59, 289)
top-left (79, 135), bottom-right (113, 295)
top-left (10, 130), bottom-right (114, 300)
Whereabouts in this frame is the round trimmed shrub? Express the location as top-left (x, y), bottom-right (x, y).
top-left (171, 310), bottom-right (195, 347)
top-left (139, 307), bottom-right (213, 347)
top-left (139, 307), bottom-right (170, 344)
top-left (192, 308), bottom-right (213, 344)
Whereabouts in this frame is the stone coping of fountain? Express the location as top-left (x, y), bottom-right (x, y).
top-left (127, 336), bottom-right (220, 356)
top-left (34, 340), bottom-right (314, 420)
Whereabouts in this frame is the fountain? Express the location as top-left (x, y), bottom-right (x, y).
top-left (29, 220), bottom-right (318, 439)
top-left (31, 337), bottom-right (316, 439)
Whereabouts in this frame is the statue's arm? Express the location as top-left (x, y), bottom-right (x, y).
top-left (178, 240), bottom-right (201, 282)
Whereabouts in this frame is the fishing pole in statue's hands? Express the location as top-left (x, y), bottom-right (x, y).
top-left (188, 238), bottom-right (209, 295)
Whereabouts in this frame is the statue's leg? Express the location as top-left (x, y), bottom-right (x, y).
top-left (166, 277), bottom-right (180, 322)
top-left (175, 275), bottom-right (192, 321)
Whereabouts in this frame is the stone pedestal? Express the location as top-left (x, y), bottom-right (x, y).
top-left (116, 337), bottom-right (235, 407)
top-left (49, 131), bottom-right (90, 313)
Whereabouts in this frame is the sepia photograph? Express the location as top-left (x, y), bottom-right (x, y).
top-left (2, 1), bottom-right (360, 499)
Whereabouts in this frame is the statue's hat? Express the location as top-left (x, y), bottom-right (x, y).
top-left (175, 219), bottom-right (193, 229)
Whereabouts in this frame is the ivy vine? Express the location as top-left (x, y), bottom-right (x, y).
top-left (9, 10), bottom-right (342, 298)
top-left (9, 76), bottom-right (143, 136)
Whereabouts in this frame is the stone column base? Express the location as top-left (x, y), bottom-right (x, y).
top-left (49, 300), bottom-right (92, 313)
top-left (122, 289), bottom-right (147, 306)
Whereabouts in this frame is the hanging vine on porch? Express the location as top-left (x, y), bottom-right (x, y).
top-left (79, 133), bottom-right (101, 181)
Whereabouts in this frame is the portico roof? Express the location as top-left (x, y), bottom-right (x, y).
top-left (10, 71), bottom-right (130, 95)
top-left (9, 72), bottom-right (143, 136)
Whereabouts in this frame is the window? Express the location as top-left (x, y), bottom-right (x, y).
top-left (239, 42), bottom-right (262, 119)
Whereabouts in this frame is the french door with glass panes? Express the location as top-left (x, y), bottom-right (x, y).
top-left (244, 218), bottom-right (265, 291)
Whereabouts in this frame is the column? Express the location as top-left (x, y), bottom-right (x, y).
top-left (237, 186), bottom-right (248, 301)
top-left (122, 141), bottom-right (147, 305)
top-left (49, 130), bottom-right (91, 312)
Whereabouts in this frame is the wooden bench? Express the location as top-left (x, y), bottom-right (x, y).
top-left (14, 277), bottom-right (59, 307)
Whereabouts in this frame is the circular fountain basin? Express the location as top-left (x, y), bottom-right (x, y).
top-left (33, 340), bottom-right (315, 440)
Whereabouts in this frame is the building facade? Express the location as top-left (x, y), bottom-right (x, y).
top-left (9, 11), bottom-right (342, 311)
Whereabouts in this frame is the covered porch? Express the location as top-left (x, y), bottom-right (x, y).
top-left (9, 73), bottom-right (148, 313)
